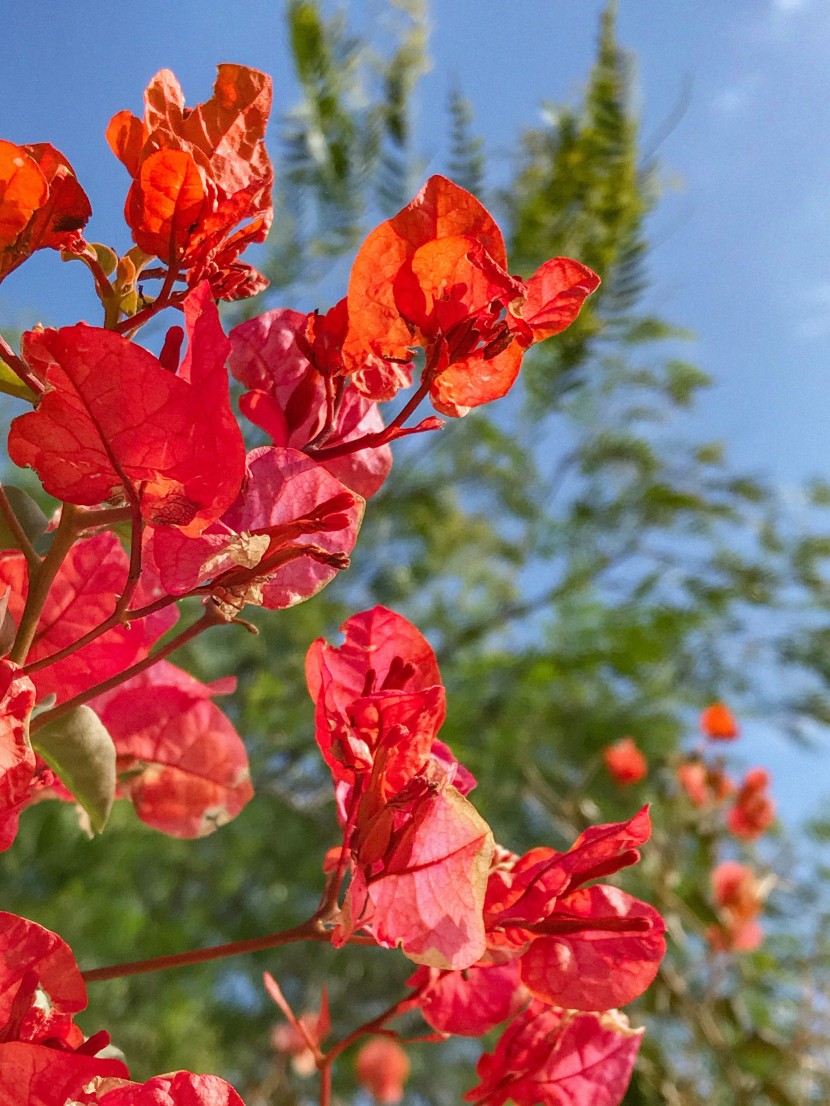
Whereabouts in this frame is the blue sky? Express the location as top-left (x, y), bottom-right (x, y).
top-left (2, 0), bottom-right (829, 824)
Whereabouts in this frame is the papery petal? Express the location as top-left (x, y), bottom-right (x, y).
top-left (126, 148), bottom-right (207, 262)
top-left (0, 1042), bottom-right (128, 1106)
top-left (466, 1001), bottom-right (642, 1106)
top-left (512, 258), bottom-right (600, 344)
top-left (602, 738), bottom-right (647, 786)
top-left (230, 309), bottom-right (393, 497)
top-left (700, 701), bottom-right (739, 740)
top-left (345, 175), bottom-right (506, 366)
top-left (0, 141), bottom-right (90, 284)
top-left (151, 446), bottom-right (363, 607)
top-left (429, 343), bottom-right (524, 418)
top-left (393, 235), bottom-right (520, 336)
top-left (363, 786), bottom-right (493, 970)
top-left (0, 660), bottom-right (36, 851)
top-left (355, 1037), bottom-right (410, 1104)
top-left (0, 141), bottom-right (47, 246)
top-left (519, 885), bottom-right (665, 1011)
top-left (21, 144), bottom-right (93, 253)
top-left (306, 606), bottom-right (441, 707)
top-left (0, 913), bottom-right (86, 1043)
top-left (9, 284), bottom-right (244, 534)
top-left (98, 1070), bottom-right (245, 1105)
top-left (408, 960), bottom-right (527, 1037)
top-left (91, 674), bottom-right (252, 839)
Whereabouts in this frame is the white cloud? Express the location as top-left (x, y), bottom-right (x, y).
top-left (711, 74), bottom-right (760, 116)
top-left (793, 281), bottom-right (830, 341)
top-left (770, 0), bottom-right (808, 11)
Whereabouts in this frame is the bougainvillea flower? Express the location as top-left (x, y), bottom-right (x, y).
top-left (707, 860), bottom-right (764, 953)
top-left (0, 140), bottom-right (91, 285)
top-left (0, 1042), bottom-right (129, 1106)
top-left (1, 914), bottom-right (246, 1103)
top-left (0, 912), bottom-right (130, 1104)
top-left (308, 607), bottom-right (493, 969)
top-left (699, 701), bottom-right (739, 740)
top-left (149, 446), bottom-right (363, 618)
top-left (8, 283), bottom-right (245, 534)
top-left (464, 1001), bottom-right (642, 1106)
top-left (483, 809), bottom-right (666, 1011)
top-left (90, 660), bottom-right (252, 838)
top-left (675, 759), bottom-right (735, 808)
top-left (602, 737), bottom-right (647, 786)
top-left (303, 298), bottom-right (413, 403)
top-left (0, 911), bottom-right (88, 1045)
top-left (0, 660), bottom-right (37, 851)
top-left (107, 66), bottom-right (273, 299)
top-left (0, 532), bottom-right (176, 704)
top-left (306, 605), bottom-right (445, 782)
top-left (727, 768), bottom-right (775, 840)
top-left (355, 1037), bottom-right (411, 1104)
top-left (229, 306), bottom-right (394, 497)
top-left (341, 770), bottom-right (494, 969)
top-left (344, 175), bottom-right (599, 416)
top-left (94, 1071), bottom-right (246, 1105)
top-left (408, 960), bottom-right (529, 1037)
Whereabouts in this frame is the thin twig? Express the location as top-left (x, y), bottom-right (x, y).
top-left (0, 331), bottom-right (44, 396)
top-left (82, 918), bottom-right (330, 983)
top-left (9, 506), bottom-right (82, 665)
top-left (0, 483), bottom-right (41, 569)
top-left (29, 610), bottom-right (218, 733)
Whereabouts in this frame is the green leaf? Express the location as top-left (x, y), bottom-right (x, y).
top-left (732, 1033), bottom-right (788, 1079)
top-left (33, 706), bottom-right (117, 834)
top-left (0, 359), bottom-right (36, 402)
top-left (0, 485), bottom-right (49, 551)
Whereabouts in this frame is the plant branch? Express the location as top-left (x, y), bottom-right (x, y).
top-left (0, 483), bottom-right (41, 570)
top-left (116, 272), bottom-right (187, 337)
top-left (306, 376), bottom-right (434, 462)
top-left (9, 506), bottom-right (83, 665)
top-left (0, 331), bottom-right (44, 396)
top-left (82, 917), bottom-right (331, 983)
top-left (322, 983), bottom-right (428, 1067)
top-left (29, 609), bottom-right (218, 733)
top-left (23, 500), bottom-right (144, 677)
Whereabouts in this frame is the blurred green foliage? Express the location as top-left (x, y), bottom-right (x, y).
top-left (3, 3), bottom-right (830, 1104)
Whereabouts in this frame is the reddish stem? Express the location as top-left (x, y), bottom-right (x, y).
top-left (319, 1062), bottom-right (333, 1106)
top-left (29, 610), bottom-right (216, 733)
top-left (82, 917), bottom-right (330, 983)
top-left (82, 249), bottom-right (116, 305)
top-left (316, 785), bottom-right (362, 918)
top-left (306, 373), bottom-right (338, 451)
top-left (0, 482), bottom-right (41, 569)
top-left (307, 376), bottom-right (433, 462)
top-left (322, 984), bottom-right (428, 1067)
top-left (77, 506), bottom-right (133, 528)
top-left (0, 331), bottom-right (44, 396)
top-left (115, 277), bottom-right (187, 336)
top-left (9, 506), bottom-right (83, 666)
top-left (24, 494), bottom-right (144, 677)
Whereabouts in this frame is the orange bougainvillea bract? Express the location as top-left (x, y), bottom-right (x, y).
top-left (344, 175), bottom-right (599, 417)
top-left (107, 65), bottom-right (273, 299)
top-left (700, 701), bottom-right (739, 740)
top-left (0, 140), bottom-right (91, 286)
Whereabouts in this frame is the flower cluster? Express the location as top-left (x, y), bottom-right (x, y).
top-left (672, 703), bottom-right (775, 955)
top-left (0, 64), bottom-right (661, 1106)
